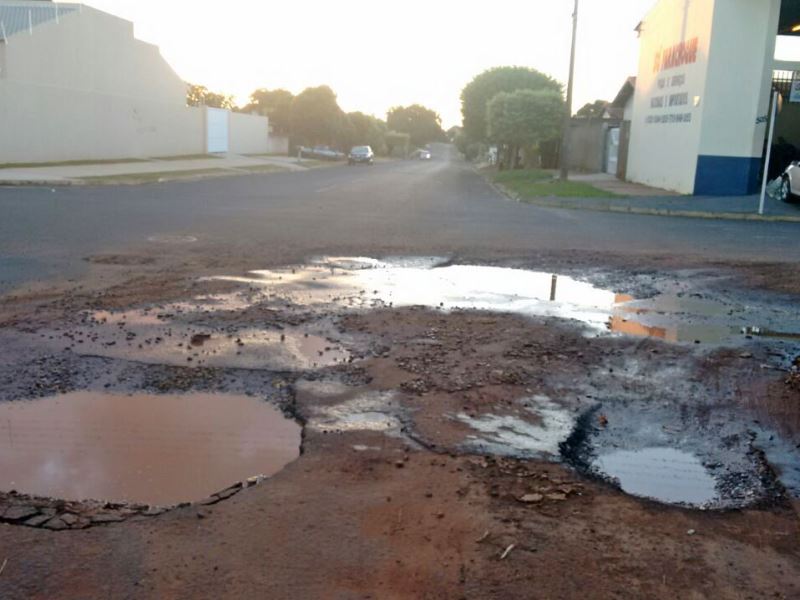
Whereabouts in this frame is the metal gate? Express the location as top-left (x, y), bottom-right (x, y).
top-left (206, 107), bottom-right (229, 154)
top-left (605, 126), bottom-right (620, 175)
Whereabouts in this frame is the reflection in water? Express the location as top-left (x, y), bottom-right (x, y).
top-left (594, 447), bottom-right (718, 506)
top-left (0, 392), bottom-right (301, 505)
top-left (210, 257), bottom-right (800, 344)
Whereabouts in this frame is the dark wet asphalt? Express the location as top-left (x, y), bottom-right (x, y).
top-left (1, 144), bottom-right (799, 292)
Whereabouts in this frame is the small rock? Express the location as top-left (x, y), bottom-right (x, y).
top-left (546, 493), bottom-right (567, 502)
top-left (518, 493), bottom-right (544, 504)
top-left (60, 513), bottom-right (79, 526)
top-left (3, 506), bottom-right (40, 522)
top-left (25, 514), bottom-right (52, 527)
top-left (43, 517), bottom-right (68, 531)
top-left (687, 529), bottom-right (696, 536)
top-left (739, 352), bottom-right (753, 359)
top-left (394, 460), bottom-right (405, 469)
top-left (90, 513), bottom-right (126, 524)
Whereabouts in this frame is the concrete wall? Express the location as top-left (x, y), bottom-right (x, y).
top-left (626, 0), bottom-right (781, 195)
top-left (229, 112), bottom-right (269, 155)
top-left (567, 118), bottom-right (617, 172)
top-left (0, 6), bottom-right (256, 163)
top-left (266, 134), bottom-right (290, 155)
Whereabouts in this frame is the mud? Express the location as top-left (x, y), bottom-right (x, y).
top-left (0, 391), bottom-right (300, 505)
top-left (1, 255), bottom-right (800, 598)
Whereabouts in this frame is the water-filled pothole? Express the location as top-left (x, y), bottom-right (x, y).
top-left (210, 257), bottom-right (800, 344)
top-left (593, 447), bottom-right (718, 506)
top-left (0, 392), bottom-right (300, 505)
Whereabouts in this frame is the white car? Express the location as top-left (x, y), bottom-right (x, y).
top-left (779, 161), bottom-right (800, 202)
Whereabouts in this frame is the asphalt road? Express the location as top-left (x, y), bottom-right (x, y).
top-left (1, 144), bottom-right (799, 292)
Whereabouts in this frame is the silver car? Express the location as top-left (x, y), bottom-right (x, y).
top-left (779, 161), bottom-right (800, 202)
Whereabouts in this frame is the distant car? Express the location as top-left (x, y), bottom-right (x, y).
top-left (779, 161), bottom-right (800, 202)
top-left (348, 145), bottom-right (374, 165)
top-left (418, 149), bottom-right (431, 160)
top-left (300, 145), bottom-right (345, 161)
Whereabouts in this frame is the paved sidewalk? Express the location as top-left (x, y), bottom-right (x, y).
top-left (0, 153), bottom-right (307, 185)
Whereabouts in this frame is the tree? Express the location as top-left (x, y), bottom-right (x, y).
top-left (242, 89), bottom-right (294, 134)
top-left (460, 67), bottom-right (562, 143)
top-left (344, 112), bottom-right (387, 154)
top-left (289, 85), bottom-right (346, 148)
top-left (386, 104), bottom-right (445, 147)
top-left (186, 84), bottom-right (235, 109)
top-left (487, 89), bottom-right (564, 168)
top-left (576, 100), bottom-right (608, 118)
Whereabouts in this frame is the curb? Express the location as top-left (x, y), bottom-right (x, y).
top-left (488, 180), bottom-right (800, 224)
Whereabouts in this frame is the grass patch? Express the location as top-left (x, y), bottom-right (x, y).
top-left (494, 169), bottom-right (620, 198)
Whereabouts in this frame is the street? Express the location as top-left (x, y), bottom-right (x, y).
top-left (2, 145), bottom-right (800, 294)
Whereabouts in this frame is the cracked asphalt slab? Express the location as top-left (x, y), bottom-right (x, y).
top-left (1, 146), bottom-right (800, 599)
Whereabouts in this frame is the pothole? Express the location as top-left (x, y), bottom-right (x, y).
top-left (592, 447), bottom-right (718, 506)
top-left (0, 392), bottom-right (300, 507)
top-left (209, 257), bottom-right (800, 344)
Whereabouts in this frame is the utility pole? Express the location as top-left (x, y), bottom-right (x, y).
top-left (559, 0), bottom-right (579, 181)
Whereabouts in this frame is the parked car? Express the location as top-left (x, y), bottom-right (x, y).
top-left (418, 149), bottom-right (432, 160)
top-left (300, 145), bottom-right (346, 161)
top-left (779, 161), bottom-right (800, 202)
top-left (348, 145), bottom-right (374, 165)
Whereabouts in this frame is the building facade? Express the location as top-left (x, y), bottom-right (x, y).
top-left (626, 0), bottom-right (782, 195)
top-left (0, 1), bottom-right (270, 163)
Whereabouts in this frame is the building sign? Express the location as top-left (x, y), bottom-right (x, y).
top-left (653, 37), bottom-right (699, 73)
top-left (645, 37), bottom-right (699, 125)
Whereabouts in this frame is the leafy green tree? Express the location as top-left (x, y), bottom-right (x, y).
top-left (460, 67), bottom-right (561, 143)
top-left (487, 89), bottom-right (563, 168)
top-left (242, 89), bottom-right (294, 134)
top-left (345, 112), bottom-right (387, 154)
top-left (386, 104), bottom-right (445, 147)
top-left (186, 84), bottom-right (235, 109)
top-left (576, 100), bottom-right (608, 118)
top-left (289, 85), bottom-right (345, 147)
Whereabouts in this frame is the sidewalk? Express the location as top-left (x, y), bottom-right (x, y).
top-left (508, 173), bottom-right (800, 223)
top-left (0, 153), bottom-right (308, 185)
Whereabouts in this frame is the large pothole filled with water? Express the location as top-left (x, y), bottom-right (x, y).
top-left (0, 392), bottom-right (300, 507)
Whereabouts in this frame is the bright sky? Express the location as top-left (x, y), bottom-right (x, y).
top-left (79, 0), bottom-right (794, 128)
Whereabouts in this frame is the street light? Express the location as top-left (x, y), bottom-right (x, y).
top-left (559, 0), bottom-right (579, 182)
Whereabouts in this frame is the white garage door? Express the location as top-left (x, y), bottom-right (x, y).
top-left (206, 107), bottom-right (229, 154)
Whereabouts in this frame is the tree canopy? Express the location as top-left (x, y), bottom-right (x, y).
top-left (242, 88), bottom-right (294, 134)
top-left (186, 84), bottom-right (235, 109)
top-left (487, 89), bottom-right (563, 167)
top-left (460, 67), bottom-right (562, 143)
top-left (289, 85), bottom-right (346, 147)
top-left (386, 104), bottom-right (445, 147)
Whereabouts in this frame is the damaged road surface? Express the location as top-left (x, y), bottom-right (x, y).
top-left (1, 254), bottom-right (799, 599)
top-left (2, 153), bottom-right (800, 599)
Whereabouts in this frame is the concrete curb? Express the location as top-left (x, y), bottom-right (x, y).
top-left (488, 180), bottom-right (800, 224)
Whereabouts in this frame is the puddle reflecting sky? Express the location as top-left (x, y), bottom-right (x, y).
top-left (0, 392), bottom-right (300, 505)
top-left (594, 447), bottom-right (718, 506)
top-left (210, 257), bottom-right (800, 344)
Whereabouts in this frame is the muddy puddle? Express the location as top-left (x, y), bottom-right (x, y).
top-left (593, 447), bottom-right (718, 506)
top-left (210, 257), bottom-right (800, 344)
top-left (0, 392), bottom-right (300, 505)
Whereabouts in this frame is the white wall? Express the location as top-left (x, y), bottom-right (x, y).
top-left (626, 0), bottom-right (780, 195)
top-left (229, 112), bottom-right (269, 155)
top-left (0, 7), bottom-right (201, 162)
top-left (626, 0), bottom-right (714, 193)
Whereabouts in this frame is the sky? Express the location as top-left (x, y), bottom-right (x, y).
top-left (81, 0), bottom-right (799, 128)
